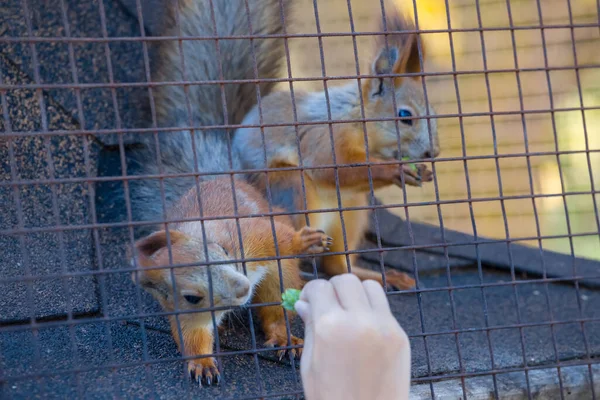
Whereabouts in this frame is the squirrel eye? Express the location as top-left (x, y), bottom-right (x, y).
top-left (184, 295), bottom-right (204, 305)
top-left (398, 109), bottom-right (413, 126)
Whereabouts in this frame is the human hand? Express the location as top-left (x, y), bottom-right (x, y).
top-left (295, 274), bottom-right (411, 400)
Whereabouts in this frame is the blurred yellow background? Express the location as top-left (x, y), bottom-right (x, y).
top-left (282, 0), bottom-right (600, 260)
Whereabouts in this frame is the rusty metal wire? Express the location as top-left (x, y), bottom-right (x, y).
top-left (1, 0), bottom-right (599, 398)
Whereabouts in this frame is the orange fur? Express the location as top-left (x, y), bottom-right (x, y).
top-left (131, 178), bottom-right (329, 382)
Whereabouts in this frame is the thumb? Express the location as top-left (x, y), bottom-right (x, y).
top-left (294, 299), bottom-right (314, 377)
top-left (294, 300), bottom-right (313, 338)
top-left (294, 300), bottom-right (310, 324)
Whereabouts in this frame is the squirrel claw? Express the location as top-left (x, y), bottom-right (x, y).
top-left (275, 347), bottom-right (301, 361)
top-left (188, 359), bottom-right (220, 387)
top-left (297, 226), bottom-right (332, 254)
top-left (275, 348), bottom-right (300, 361)
top-left (265, 334), bottom-right (304, 361)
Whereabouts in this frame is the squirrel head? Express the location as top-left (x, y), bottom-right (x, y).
top-left (130, 230), bottom-right (252, 314)
top-left (361, 13), bottom-right (440, 162)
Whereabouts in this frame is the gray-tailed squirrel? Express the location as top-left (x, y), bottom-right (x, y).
top-left (232, 4), bottom-right (440, 289)
top-left (126, 0), bottom-right (290, 231)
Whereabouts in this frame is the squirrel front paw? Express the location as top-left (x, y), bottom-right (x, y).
top-left (295, 226), bottom-right (333, 254)
top-left (394, 163), bottom-right (433, 188)
top-left (265, 333), bottom-right (304, 361)
top-left (188, 357), bottom-right (220, 387)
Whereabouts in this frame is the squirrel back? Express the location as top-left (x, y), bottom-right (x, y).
top-left (126, 0), bottom-right (290, 233)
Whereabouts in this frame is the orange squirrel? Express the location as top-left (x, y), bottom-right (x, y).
top-left (131, 178), bottom-right (331, 386)
top-left (233, 6), bottom-right (440, 289)
top-left (126, 0), bottom-right (328, 387)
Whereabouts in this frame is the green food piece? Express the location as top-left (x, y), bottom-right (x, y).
top-left (401, 157), bottom-right (418, 173)
top-left (281, 289), bottom-right (301, 311)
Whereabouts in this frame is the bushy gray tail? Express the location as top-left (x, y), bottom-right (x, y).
top-left (126, 0), bottom-right (290, 232)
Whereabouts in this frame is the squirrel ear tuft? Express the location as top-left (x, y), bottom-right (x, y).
top-left (134, 230), bottom-right (188, 259)
top-left (392, 33), bottom-right (424, 80)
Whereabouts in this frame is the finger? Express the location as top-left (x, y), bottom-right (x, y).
top-left (329, 274), bottom-right (370, 310)
top-left (363, 280), bottom-right (392, 314)
top-left (295, 300), bottom-right (315, 382)
top-left (294, 300), bottom-right (310, 324)
top-left (300, 279), bottom-right (341, 318)
top-left (294, 300), bottom-right (313, 341)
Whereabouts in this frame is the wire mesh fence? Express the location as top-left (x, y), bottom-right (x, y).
top-left (1, 0), bottom-right (599, 398)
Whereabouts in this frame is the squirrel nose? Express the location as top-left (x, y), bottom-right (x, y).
top-left (233, 279), bottom-right (250, 299)
top-left (423, 147), bottom-right (440, 159)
